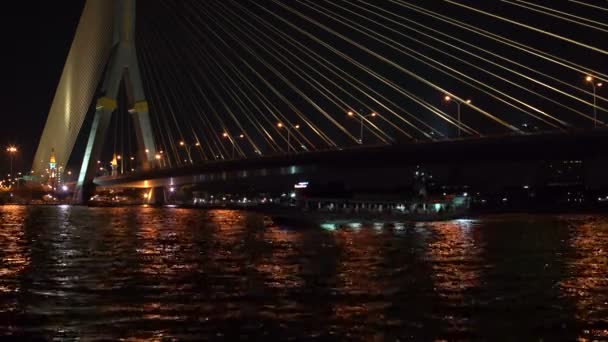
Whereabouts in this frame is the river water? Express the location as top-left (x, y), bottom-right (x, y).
top-left (0, 205), bottom-right (607, 340)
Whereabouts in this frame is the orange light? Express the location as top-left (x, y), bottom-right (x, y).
top-left (586, 75), bottom-right (594, 82)
top-left (222, 132), bottom-right (229, 138)
top-left (277, 122), bottom-right (284, 128)
top-left (371, 112), bottom-right (377, 117)
top-left (444, 95), bottom-right (452, 102)
top-left (466, 99), bottom-right (472, 104)
top-left (295, 124), bottom-right (300, 129)
top-left (179, 141), bottom-right (185, 146)
top-left (347, 111), bottom-right (355, 116)
top-left (155, 154), bottom-right (161, 160)
top-left (239, 134), bottom-right (244, 138)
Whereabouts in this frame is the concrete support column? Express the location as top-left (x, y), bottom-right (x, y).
top-left (74, 99), bottom-right (116, 203)
top-left (147, 187), bottom-right (166, 206)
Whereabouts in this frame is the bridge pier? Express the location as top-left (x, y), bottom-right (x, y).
top-left (146, 187), bottom-right (167, 206)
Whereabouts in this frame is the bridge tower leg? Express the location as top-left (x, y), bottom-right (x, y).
top-left (74, 101), bottom-right (116, 203)
top-left (74, 0), bottom-right (157, 204)
top-left (147, 187), bottom-right (166, 206)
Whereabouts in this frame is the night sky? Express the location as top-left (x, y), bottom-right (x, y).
top-left (0, 1), bottom-right (85, 173)
top-left (1, 1), bottom-right (607, 175)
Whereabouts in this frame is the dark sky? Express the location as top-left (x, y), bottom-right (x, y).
top-left (0, 1), bottom-right (85, 174)
top-left (1, 1), bottom-right (607, 176)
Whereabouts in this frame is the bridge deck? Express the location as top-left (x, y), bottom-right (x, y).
top-left (94, 130), bottom-right (608, 188)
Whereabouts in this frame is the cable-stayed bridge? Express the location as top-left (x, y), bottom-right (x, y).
top-left (31, 0), bottom-right (608, 202)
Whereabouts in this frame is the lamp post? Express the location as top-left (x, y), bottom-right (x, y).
top-left (277, 122), bottom-right (300, 153)
top-left (586, 76), bottom-right (603, 128)
top-left (116, 155), bottom-right (123, 175)
top-left (6, 146), bottom-right (17, 179)
top-left (222, 132), bottom-right (245, 159)
top-left (347, 110), bottom-right (377, 144)
top-left (179, 141), bottom-right (194, 164)
top-left (444, 95), bottom-right (471, 138)
top-left (155, 153), bottom-right (162, 168)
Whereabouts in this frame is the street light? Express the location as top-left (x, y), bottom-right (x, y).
top-left (347, 110), bottom-right (377, 144)
top-left (277, 122), bottom-right (300, 153)
top-left (6, 146), bottom-right (17, 179)
top-left (155, 153), bottom-right (162, 168)
top-left (586, 76), bottom-right (603, 128)
top-left (116, 154), bottom-right (124, 174)
top-left (444, 95), bottom-right (471, 138)
top-left (222, 132), bottom-right (244, 159)
top-left (179, 141), bottom-right (194, 164)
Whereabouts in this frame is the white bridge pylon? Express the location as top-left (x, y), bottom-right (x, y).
top-left (76, 0), bottom-right (157, 202)
top-left (33, 0), bottom-right (157, 202)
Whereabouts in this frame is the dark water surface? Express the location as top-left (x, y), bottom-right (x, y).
top-left (0, 205), bottom-right (607, 340)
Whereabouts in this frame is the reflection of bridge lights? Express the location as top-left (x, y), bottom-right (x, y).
top-left (455, 219), bottom-right (476, 232)
top-left (61, 185), bottom-right (68, 192)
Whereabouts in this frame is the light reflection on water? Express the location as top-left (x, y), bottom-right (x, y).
top-left (560, 216), bottom-right (608, 341)
top-left (0, 206), bottom-right (607, 340)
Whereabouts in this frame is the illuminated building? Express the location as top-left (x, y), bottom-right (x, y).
top-left (49, 148), bottom-right (57, 190)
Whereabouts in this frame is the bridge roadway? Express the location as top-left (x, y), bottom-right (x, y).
top-left (93, 130), bottom-right (608, 189)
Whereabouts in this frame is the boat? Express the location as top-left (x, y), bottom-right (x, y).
top-left (267, 203), bottom-right (470, 227)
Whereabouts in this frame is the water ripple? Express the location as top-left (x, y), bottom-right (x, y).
top-left (0, 207), bottom-right (606, 340)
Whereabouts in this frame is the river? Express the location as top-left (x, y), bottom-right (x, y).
top-left (0, 205), bottom-right (606, 340)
